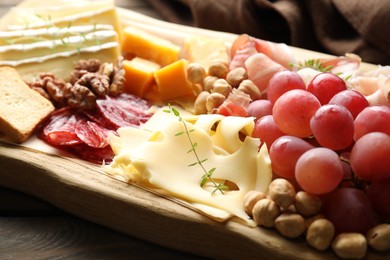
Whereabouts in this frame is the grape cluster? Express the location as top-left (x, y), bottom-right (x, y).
top-left (248, 70), bottom-right (390, 257)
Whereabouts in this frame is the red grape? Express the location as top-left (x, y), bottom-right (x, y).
top-left (323, 187), bottom-right (376, 234)
top-left (350, 132), bottom-right (390, 181)
top-left (328, 89), bottom-right (369, 119)
top-left (354, 105), bottom-right (390, 141)
top-left (310, 104), bottom-right (354, 150)
top-left (269, 135), bottom-right (314, 179)
top-left (252, 115), bottom-right (285, 149)
top-left (307, 72), bottom-right (347, 105)
top-left (366, 179), bottom-right (390, 221)
top-left (273, 89), bottom-right (321, 138)
top-left (247, 99), bottom-right (272, 122)
top-left (267, 70), bottom-right (306, 104)
top-left (295, 147), bottom-right (343, 195)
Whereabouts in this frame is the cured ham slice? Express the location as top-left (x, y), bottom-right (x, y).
top-left (245, 53), bottom-right (286, 93)
top-left (253, 38), bottom-right (295, 69)
top-left (217, 89), bottom-right (251, 117)
top-left (348, 66), bottom-right (390, 107)
top-left (229, 34), bottom-right (257, 70)
top-left (230, 34), bottom-right (295, 70)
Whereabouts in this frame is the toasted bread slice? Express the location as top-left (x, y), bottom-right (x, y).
top-left (0, 66), bottom-right (54, 143)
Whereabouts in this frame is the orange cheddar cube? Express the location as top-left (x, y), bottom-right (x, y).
top-left (143, 83), bottom-right (163, 104)
top-left (123, 58), bottom-right (161, 97)
top-left (122, 27), bottom-right (181, 66)
top-left (154, 59), bottom-right (195, 101)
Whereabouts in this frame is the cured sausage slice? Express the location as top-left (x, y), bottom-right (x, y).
top-left (39, 93), bottom-right (152, 163)
top-left (75, 118), bottom-right (117, 149)
top-left (40, 107), bottom-right (83, 146)
top-left (96, 93), bottom-right (152, 128)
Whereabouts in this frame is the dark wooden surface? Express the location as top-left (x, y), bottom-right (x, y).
top-left (0, 1), bottom-right (203, 259)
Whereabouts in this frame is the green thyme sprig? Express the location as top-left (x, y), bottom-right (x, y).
top-left (164, 104), bottom-right (228, 195)
top-left (290, 59), bottom-right (333, 72)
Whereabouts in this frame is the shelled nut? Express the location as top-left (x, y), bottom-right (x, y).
top-left (206, 92), bottom-right (225, 113)
top-left (243, 190), bottom-right (266, 217)
top-left (208, 60), bottom-right (229, 78)
top-left (193, 91), bottom-right (210, 115)
top-left (187, 63), bottom-right (206, 84)
top-left (306, 218), bottom-right (335, 251)
top-left (267, 178), bottom-right (296, 209)
top-left (203, 76), bottom-right (219, 92)
top-left (226, 67), bottom-right (247, 88)
top-left (237, 79), bottom-right (261, 100)
top-left (295, 191), bottom-right (322, 217)
top-left (366, 224), bottom-right (390, 251)
top-left (332, 233), bottom-right (367, 259)
top-left (211, 79), bottom-right (232, 97)
top-left (252, 198), bottom-right (280, 228)
top-left (274, 213), bottom-right (305, 238)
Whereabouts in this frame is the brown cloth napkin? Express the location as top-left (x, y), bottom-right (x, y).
top-left (146, 0), bottom-right (390, 65)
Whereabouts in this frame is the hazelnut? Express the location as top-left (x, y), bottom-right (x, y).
top-left (295, 191), bottom-right (322, 217)
top-left (211, 79), bottom-right (232, 97)
top-left (202, 76), bottom-right (219, 92)
top-left (226, 67), bottom-right (248, 88)
top-left (274, 213), bottom-right (305, 238)
top-left (332, 233), bottom-right (367, 259)
top-left (267, 178), bottom-right (296, 209)
top-left (206, 92), bottom-right (225, 113)
top-left (304, 214), bottom-right (325, 231)
top-left (208, 60), bottom-right (229, 78)
top-left (237, 79), bottom-right (261, 100)
top-left (243, 190), bottom-right (266, 217)
top-left (193, 91), bottom-right (210, 115)
top-left (252, 198), bottom-right (280, 228)
top-left (187, 63), bottom-right (206, 84)
top-left (366, 224), bottom-right (390, 251)
top-left (306, 218), bottom-right (335, 251)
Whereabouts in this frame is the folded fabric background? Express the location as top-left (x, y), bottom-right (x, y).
top-left (147, 0), bottom-right (390, 65)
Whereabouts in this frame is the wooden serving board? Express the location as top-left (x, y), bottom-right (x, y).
top-left (0, 8), bottom-right (386, 259)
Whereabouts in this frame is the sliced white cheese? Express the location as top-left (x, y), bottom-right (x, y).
top-left (105, 107), bottom-right (273, 226)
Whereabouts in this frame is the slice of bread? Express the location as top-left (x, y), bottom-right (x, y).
top-left (0, 66), bottom-right (54, 143)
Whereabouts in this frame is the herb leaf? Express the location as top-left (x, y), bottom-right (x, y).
top-left (166, 104), bottom-right (227, 195)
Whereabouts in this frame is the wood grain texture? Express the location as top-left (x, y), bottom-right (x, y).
top-left (0, 141), bottom-right (387, 259)
top-left (0, 2), bottom-right (386, 259)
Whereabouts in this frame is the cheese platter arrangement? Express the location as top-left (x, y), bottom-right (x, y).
top-left (0, 0), bottom-right (389, 259)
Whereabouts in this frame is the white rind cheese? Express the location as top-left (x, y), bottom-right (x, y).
top-left (0, 0), bottom-right (121, 81)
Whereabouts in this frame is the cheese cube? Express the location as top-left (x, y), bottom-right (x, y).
top-left (123, 57), bottom-right (160, 97)
top-left (122, 26), bottom-right (180, 66)
top-left (153, 59), bottom-right (195, 101)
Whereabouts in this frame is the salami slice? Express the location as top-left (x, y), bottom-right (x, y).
top-left (39, 93), bottom-right (153, 164)
top-left (66, 143), bottom-right (115, 164)
top-left (82, 109), bottom-right (117, 130)
top-left (75, 118), bottom-right (117, 148)
top-left (40, 107), bottom-right (83, 146)
top-left (96, 93), bottom-right (152, 128)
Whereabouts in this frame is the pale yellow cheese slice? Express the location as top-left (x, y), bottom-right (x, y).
top-left (105, 107), bottom-right (273, 226)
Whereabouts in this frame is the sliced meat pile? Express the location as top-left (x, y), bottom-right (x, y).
top-left (38, 93), bottom-right (152, 163)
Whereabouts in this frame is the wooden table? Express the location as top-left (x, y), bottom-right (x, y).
top-left (0, 1), bottom-right (204, 259)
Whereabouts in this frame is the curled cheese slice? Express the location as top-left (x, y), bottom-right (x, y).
top-left (105, 106), bottom-right (272, 226)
